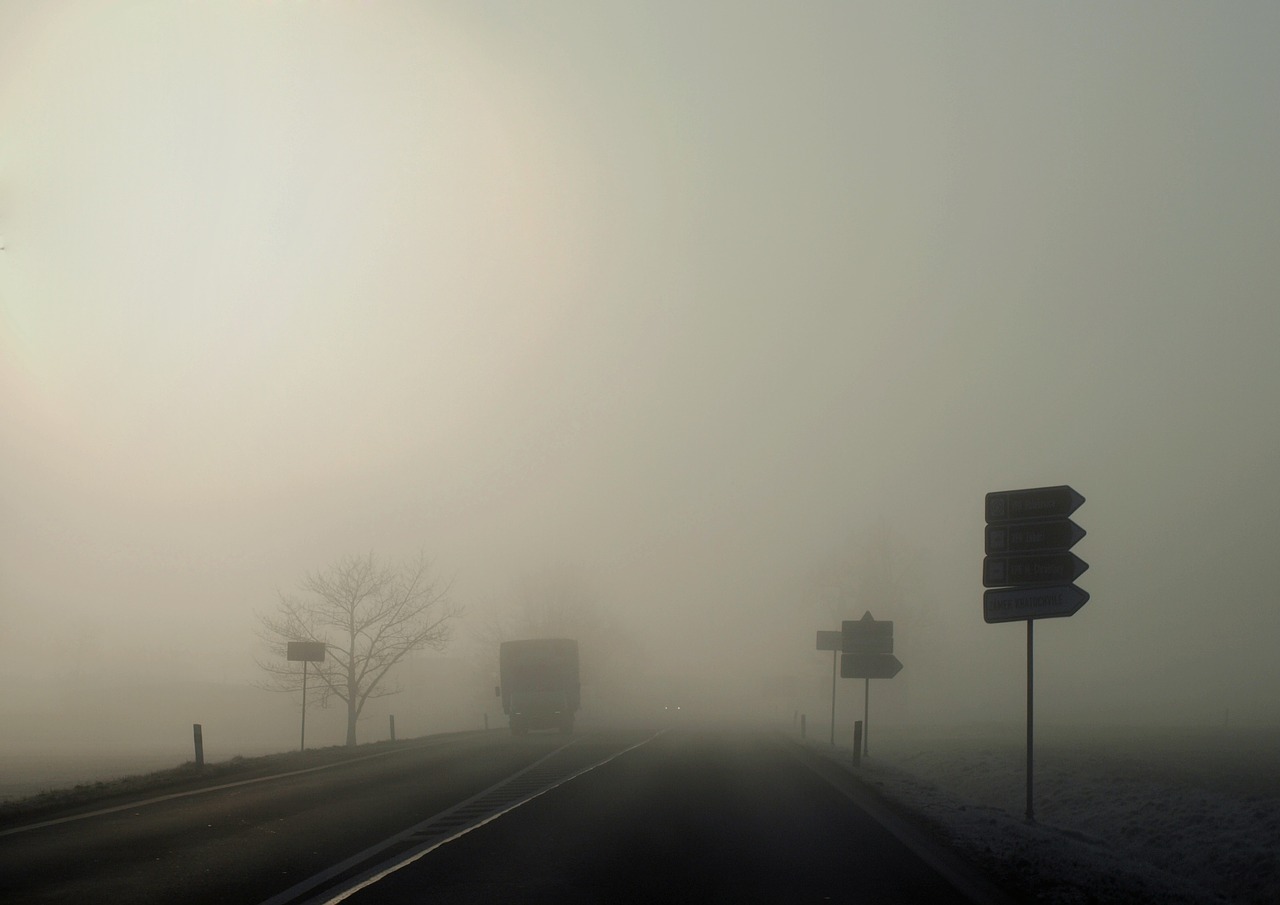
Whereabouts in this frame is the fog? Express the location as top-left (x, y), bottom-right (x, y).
top-left (2, 2), bottom-right (1279, 759)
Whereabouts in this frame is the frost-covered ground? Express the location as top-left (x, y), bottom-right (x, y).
top-left (806, 724), bottom-right (1280, 904)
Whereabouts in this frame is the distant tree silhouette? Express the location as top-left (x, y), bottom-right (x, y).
top-left (257, 552), bottom-right (461, 747)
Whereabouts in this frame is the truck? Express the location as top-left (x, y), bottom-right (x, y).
top-left (497, 638), bottom-right (580, 735)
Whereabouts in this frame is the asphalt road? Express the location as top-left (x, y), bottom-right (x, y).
top-left (328, 728), bottom-right (998, 904)
top-left (0, 727), bottom-right (1014, 905)
top-left (0, 731), bottom-right (594, 905)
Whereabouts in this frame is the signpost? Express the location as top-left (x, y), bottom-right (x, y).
top-left (287, 641), bottom-right (327, 752)
top-left (983, 485), bottom-right (1088, 822)
top-left (815, 631), bottom-right (842, 746)
top-left (841, 612), bottom-right (901, 758)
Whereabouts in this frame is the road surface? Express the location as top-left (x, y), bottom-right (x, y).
top-left (0, 727), bottom-right (1013, 904)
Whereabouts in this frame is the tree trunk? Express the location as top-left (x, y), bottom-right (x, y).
top-left (346, 628), bottom-right (359, 747)
top-left (346, 674), bottom-right (359, 747)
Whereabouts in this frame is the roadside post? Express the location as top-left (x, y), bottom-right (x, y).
top-left (815, 630), bottom-right (843, 746)
top-left (840, 612), bottom-right (902, 757)
top-left (192, 723), bottom-right (204, 768)
top-left (983, 485), bottom-right (1088, 823)
top-left (287, 641), bottom-right (327, 752)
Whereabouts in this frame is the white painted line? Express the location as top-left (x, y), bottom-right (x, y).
top-left (781, 735), bottom-right (1018, 905)
top-left (257, 736), bottom-right (584, 905)
top-left (292, 730), bottom-right (664, 905)
top-left (0, 737), bottom-right (468, 838)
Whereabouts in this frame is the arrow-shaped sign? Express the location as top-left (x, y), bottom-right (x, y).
top-left (985, 518), bottom-right (1085, 555)
top-left (983, 584), bottom-right (1090, 623)
top-left (983, 552), bottom-right (1089, 588)
top-left (986, 485), bottom-right (1085, 524)
top-left (841, 652), bottom-right (904, 679)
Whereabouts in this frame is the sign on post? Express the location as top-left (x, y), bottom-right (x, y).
top-left (983, 484), bottom-right (1088, 824)
top-left (287, 641), bottom-right (326, 752)
top-left (983, 485), bottom-right (1088, 623)
top-left (839, 612), bottom-right (901, 758)
top-left (287, 641), bottom-right (327, 662)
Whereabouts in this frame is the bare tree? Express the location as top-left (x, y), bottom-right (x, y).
top-left (258, 552), bottom-right (461, 747)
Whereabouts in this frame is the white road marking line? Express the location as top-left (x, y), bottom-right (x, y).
top-left (295, 730), bottom-right (664, 905)
top-left (0, 736), bottom-right (470, 838)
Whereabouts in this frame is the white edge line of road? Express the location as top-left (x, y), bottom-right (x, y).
top-left (297, 729), bottom-right (666, 905)
top-left (0, 737), bottom-right (460, 839)
top-left (781, 736), bottom-right (1020, 905)
top-left (257, 735), bottom-right (589, 905)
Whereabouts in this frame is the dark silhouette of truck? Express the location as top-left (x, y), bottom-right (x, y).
top-left (497, 638), bottom-right (580, 734)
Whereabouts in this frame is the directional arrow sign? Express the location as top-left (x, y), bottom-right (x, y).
top-left (986, 485), bottom-right (1084, 523)
top-left (985, 518), bottom-right (1085, 555)
top-left (983, 584), bottom-right (1090, 623)
top-left (983, 552), bottom-right (1089, 588)
top-left (841, 652), bottom-right (904, 679)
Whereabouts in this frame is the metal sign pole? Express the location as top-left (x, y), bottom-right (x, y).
top-left (1026, 618), bottom-right (1035, 823)
top-left (830, 650), bottom-right (837, 747)
top-left (300, 660), bottom-right (308, 753)
top-left (287, 641), bottom-right (326, 754)
top-left (863, 677), bottom-right (870, 757)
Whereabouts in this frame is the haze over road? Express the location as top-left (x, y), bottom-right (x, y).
top-left (4, 2), bottom-right (1280, 754)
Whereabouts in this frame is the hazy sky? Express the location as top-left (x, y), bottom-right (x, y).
top-left (3, 2), bottom-right (1279, 735)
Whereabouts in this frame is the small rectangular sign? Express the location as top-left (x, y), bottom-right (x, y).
top-left (816, 631), bottom-right (843, 651)
top-left (287, 641), bottom-right (327, 662)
